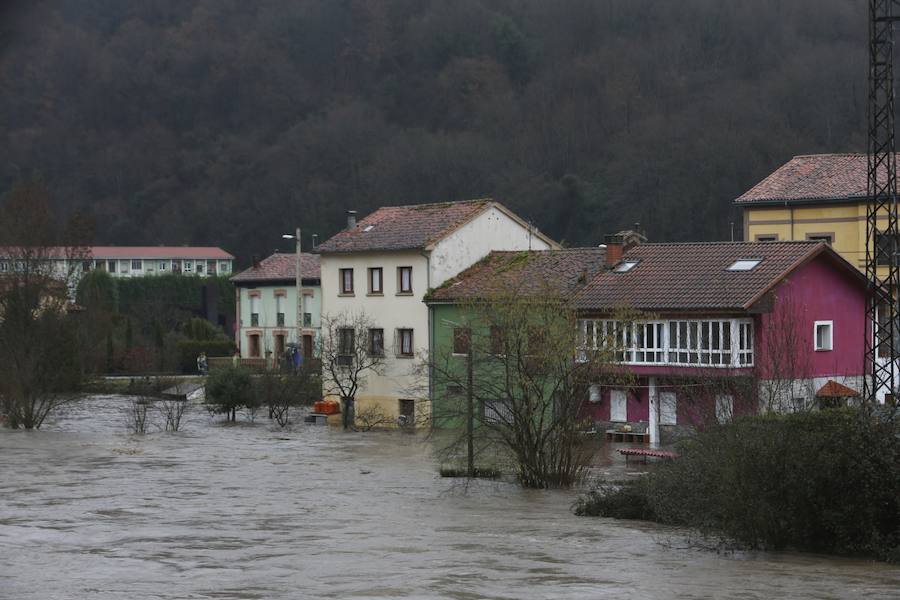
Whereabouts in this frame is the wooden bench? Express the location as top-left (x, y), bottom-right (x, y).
top-left (605, 429), bottom-right (650, 444)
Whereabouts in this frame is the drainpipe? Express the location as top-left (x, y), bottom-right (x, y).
top-left (423, 251), bottom-right (434, 430)
top-left (648, 376), bottom-right (659, 446)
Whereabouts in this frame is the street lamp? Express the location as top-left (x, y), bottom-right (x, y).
top-left (282, 227), bottom-right (303, 361)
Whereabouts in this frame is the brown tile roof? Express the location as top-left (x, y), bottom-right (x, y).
top-left (316, 199), bottom-right (555, 253)
top-left (816, 380), bottom-right (860, 398)
top-left (574, 241), bottom-right (863, 312)
top-left (230, 253), bottom-right (320, 284)
top-left (735, 154), bottom-right (878, 205)
top-left (427, 248), bottom-right (606, 303)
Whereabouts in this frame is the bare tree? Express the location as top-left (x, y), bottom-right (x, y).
top-left (755, 294), bottom-right (816, 413)
top-left (126, 397), bottom-right (152, 434)
top-left (0, 178), bottom-right (92, 429)
top-left (425, 293), bottom-right (629, 488)
top-left (320, 310), bottom-right (386, 430)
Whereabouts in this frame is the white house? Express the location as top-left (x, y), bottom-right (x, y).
top-left (0, 246), bottom-right (234, 280)
top-left (231, 253), bottom-right (321, 364)
top-left (316, 198), bottom-right (558, 426)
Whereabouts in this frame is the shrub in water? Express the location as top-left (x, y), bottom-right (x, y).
top-left (577, 409), bottom-right (900, 562)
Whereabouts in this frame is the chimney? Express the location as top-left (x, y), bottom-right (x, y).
top-left (346, 210), bottom-right (358, 229)
top-left (252, 254), bottom-right (260, 268)
top-left (604, 234), bottom-right (625, 267)
top-left (312, 234), bottom-right (319, 249)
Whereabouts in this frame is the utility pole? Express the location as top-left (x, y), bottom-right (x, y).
top-left (466, 337), bottom-right (474, 478)
top-left (295, 226), bottom-right (303, 359)
top-left (865, 0), bottom-right (900, 403)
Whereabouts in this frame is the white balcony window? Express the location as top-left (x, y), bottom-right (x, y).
top-left (579, 318), bottom-right (754, 368)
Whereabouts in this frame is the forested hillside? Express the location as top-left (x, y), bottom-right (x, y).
top-left (0, 0), bottom-right (866, 262)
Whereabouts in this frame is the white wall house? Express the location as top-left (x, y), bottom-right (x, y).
top-left (317, 198), bottom-right (558, 427)
top-left (0, 246), bottom-right (234, 281)
top-left (231, 253), bottom-right (321, 365)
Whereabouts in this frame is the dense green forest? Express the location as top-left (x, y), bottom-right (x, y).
top-left (0, 0), bottom-right (866, 262)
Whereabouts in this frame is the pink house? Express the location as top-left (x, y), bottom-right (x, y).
top-left (573, 239), bottom-right (868, 445)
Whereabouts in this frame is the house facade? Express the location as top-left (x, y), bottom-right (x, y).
top-left (230, 253), bottom-right (321, 363)
top-left (574, 240), bottom-right (869, 444)
top-left (0, 246), bottom-right (234, 280)
top-left (317, 199), bottom-right (557, 427)
top-left (425, 248), bottom-right (607, 427)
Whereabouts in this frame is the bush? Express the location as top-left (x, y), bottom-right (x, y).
top-left (176, 339), bottom-right (235, 374)
top-left (204, 365), bottom-right (256, 422)
top-left (576, 409), bottom-right (900, 562)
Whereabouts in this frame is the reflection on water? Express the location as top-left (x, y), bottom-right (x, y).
top-left (0, 396), bottom-right (897, 599)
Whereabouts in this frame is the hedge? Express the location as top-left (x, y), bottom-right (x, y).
top-left (176, 339), bottom-right (236, 374)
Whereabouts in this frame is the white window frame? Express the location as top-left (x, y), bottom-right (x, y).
top-left (131, 259), bottom-right (142, 271)
top-left (183, 260), bottom-right (193, 273)
top-left (659, 391), bottom-right (677, 425)
top-left (159, 260), bottom-right (168, 271)
top-left (579, 318), bottom-right (753, 368)
top-left (715, 394), bottom-right (734, 424)
top-left (610, 389), bottom-right (627, 422)
top-left (814, 320), bottom-right (833, 351)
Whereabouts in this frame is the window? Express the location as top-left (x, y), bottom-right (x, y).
top-left (815, 320), bottom-right (833, 351)
top-left (755, 234), bottom-right (778, 242)
top-left (249, 334), bottom-right (261, 358)
top-left (120, 260), bottom-right (130, 273)
top-left (368, 267), bottom-right (383, 294)
top-left (276, 295), bottom-right (285, 327)
top-left (108, 260), bottom-right (117, 273)
top-left (303, 313), bottom-right (312, 327)
top-left (659, 392), bottom-right (677, 425)
top-left (196, 262), bottom-right (204, 274)
top-left (490, 326), bottom-right (505, 356)
top-left (338, 328), bottom-right (355, 366)
top-left (339, 268), bottom-right (354, 294)
top-left (398, 266), bottom-right (413, 294)
top-left (368, 328), bottom-right (384, 356)
top-left (131, 259), bottom-right (142, 270)
top-left (250, 295), bottom-right (259, 327)
top-left (484, 399), bottom-right (512, 425)
top-left (610, 389), bottom-right (627, 422)
top-left (0, 262), bottom-right (8, 272)
top-left (219, 261), bottom-right (231, 274)
top-left (806, 233), bottom-right (833, 245)
top-left (453, 327), bottom-right (470, 355)
top-left (274, 334), bottom-right (285, 357)
top-left (613, 260), bottom-right (639, 273)
top-left (727, 259), bottom-right (762, 271)
top-left (208, 260), bottom-right (217, 275)
top-left (183, 260), bottom-right (193, 273)
top-left (397, 328), bottom-right (414, 357)
top-left (398, 399), bottom-right (415, 426)
top-left (159, 260), bottom-right (168, 271)
top-left (634, 322), bottom-right (665, 363)
top-left (715, 394), bottom-right (734, 424)
top-left (877, 232), bottom-right (900, 266)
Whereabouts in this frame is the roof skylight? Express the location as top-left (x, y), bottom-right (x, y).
top-left (363, 225), bottom-right (375, 232)
top-left (613, 260), bottom-right (639, 273)
top-left (726, 259), bottom-right (762, 272)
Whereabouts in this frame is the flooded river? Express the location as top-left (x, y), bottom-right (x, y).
top-left (1, 396), bottom-right (898, 599)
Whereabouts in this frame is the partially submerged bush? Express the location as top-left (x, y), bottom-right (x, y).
top-left (205, 365), bottom-right (256, 422)
top-left (576, 409), bottom-right (900, 562)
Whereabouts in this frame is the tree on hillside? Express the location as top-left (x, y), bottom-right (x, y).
top-left (0, 178), bottom-right (92, 428)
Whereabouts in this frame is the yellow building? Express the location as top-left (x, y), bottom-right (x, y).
top-left (736, 153), bottom-right (897, 278)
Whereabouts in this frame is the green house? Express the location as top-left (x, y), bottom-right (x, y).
top-left (424, 248), bottom-right (607, 428)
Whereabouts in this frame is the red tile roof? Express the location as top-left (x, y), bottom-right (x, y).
top-left (574, 241), bottom-right (863, 312)
top-left (816, 380), bottom-right (860, 398)
top-left (735, 154), bottom-right (878, 205)
top-left (427, 248), bottom-right (606, 303)
top-left (230, 253), bottom-right (320, 283)
top-left (316, 199), bottom-right (555, 253)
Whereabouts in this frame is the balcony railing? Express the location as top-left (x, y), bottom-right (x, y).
top-left (578, 318), bottom-right (754, 368)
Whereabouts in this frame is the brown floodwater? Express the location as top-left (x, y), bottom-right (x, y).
top-left (0, 395), bottom-right (898, 599)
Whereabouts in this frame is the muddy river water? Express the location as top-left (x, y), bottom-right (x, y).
top-left (1, 396), bottom-right (898, 599)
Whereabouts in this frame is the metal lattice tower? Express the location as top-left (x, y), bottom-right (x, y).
top-left (865, 0), bottom-right (900, 403)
